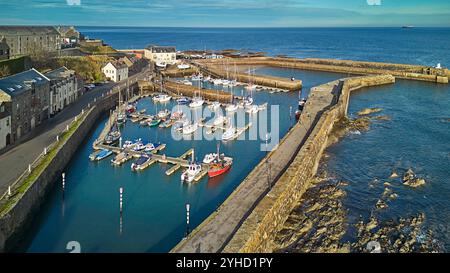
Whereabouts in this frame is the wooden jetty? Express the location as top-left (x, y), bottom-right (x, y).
top-left (93, 143), bottom-right (210, 182)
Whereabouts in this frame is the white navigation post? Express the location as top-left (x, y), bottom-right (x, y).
top-left (186, 203), bottom-right (190, 237)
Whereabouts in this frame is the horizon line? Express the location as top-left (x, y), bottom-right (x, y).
top-left (1, 24), bottom-right (450, 29)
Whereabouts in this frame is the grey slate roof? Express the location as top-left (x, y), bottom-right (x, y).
top-left (45, 66), bottom-right (74, 80)
top-left (146, 45), bottom-right (176, 53)
top-left (0, 26), bottom-right (60, 36)
top-left (0, 69), bottom-right (49, 97)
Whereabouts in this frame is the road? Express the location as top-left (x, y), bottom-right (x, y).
top-left (0, 67), bottom-right (151, 194)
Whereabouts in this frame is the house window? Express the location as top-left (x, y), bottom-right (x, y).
top-left (0, 105), bottom-right (4, 112)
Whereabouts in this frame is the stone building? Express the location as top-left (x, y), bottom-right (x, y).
top-left (0, 101), bottom-right (11, 149)
top-left (45, 67), bottom-right (78, 116)
top-left (0, 38), bottom-right (10, 60)
top-left (0, 26), bottom-right (61, 57)
top-left (102, 61), bottom-right (128, 82)
top-left (56, 26), bottom-right (81, 46)
top-left (0, 69), bottom-right (50, 144)
top-left (144, 45), bottom-right (177, 65)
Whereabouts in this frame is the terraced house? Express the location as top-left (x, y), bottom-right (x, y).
top-left (0, 69), bottom-right (50, 144)
top-left (45, 67), bottom-right (78, 116)
top-left (0, 26), bottom-right (60, 56)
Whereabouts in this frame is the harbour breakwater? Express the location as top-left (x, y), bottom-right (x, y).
top-left (0, 92), bottom-right (119, 252)
top-left (193, 61), bottom-right (303, 91)
top-left (171, 74), bottom-right (395, 253)
top-left (197, 57), bottom-right (449, 84)
top-left (139, 80), bottom-right (235, 104)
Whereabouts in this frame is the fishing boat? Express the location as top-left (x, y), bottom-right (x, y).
top-left (131, 155), bottom-right (152, 171)
top-left (177, 97), bottom-right (191, 105)
top-left (189, 98), bottom-right (204, 108)
top-left (181, 163), bottom-right (202, 183)
top-left (111, 152), bottom-right (132, 166)
top-left (181, 149), bottom-right (202, 183)
top-left (208, 156), bottom-right (233, 178)
top-left (157, 109), bottom-right (171, 119)
top-left (92, 149), bottom-right (113, 161)
top-left (148, 118), bottom-right (161, 127)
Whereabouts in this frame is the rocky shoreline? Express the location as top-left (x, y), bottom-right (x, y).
top-left (272, 107), bottom-right (442, 253)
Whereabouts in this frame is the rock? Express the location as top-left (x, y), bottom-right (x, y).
top-left (375, 115), bottom-right (391, 121)
top-left (376, 199), bottom-right (388, 210)
top-left (404, 178), bottom-right (426, 188)
top-left (389, 193), bottom-right (399, 200)
top-left (366, 217), bottom-right (378, 231)
top-left (384, 182), bottom-right (392, 187)
top-left (402, 168), bottom-right (416, 183)
top-left (389, 171), bottom-right (399, 179)
top-left (357, 107), bottom-right (383, 116)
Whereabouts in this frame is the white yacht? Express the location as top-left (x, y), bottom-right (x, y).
top-left (222, 126), bottom-right (237, 141)
top-left (182, 122), bottom-right (199, 135)
top-left (189, 98), bottom-right (204, 108)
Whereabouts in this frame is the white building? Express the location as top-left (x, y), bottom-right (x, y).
top-left (45, 67), bottom-right (78, 115)
top-left (102, 61), bottom-right (128, 83)
top-left (144, 46), bottom-right (177, 65)
top-left (0, 102), bottom-right (11, 150)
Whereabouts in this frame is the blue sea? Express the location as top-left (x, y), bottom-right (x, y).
top-left (18, 27), bottom-right (450, 252)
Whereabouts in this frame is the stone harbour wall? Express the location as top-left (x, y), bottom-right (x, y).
top-left (223, 74), bottom-right (395, 253)
top-left (0, 93), bottom-right (117, 252)
top-left (198, 57), bottom-right (448, 84)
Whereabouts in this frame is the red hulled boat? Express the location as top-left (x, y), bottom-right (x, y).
top-left (208, 156), bottom-right (232, 178)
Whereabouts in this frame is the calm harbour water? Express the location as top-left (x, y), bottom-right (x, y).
top-left (18, 27), bottom-right (450, 252)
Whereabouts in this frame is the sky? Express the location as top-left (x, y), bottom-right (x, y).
top-left (1, 0), bottom-right (450, 27)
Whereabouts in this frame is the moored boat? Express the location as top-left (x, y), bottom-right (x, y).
top-left (208, 157), bottom-right (233, 178)
top-left (131, 155), bottom-right (153, 171)
top-left (111, 152), bottom-right (132, 166)
top-left (92, 149), bottom-right (113, 161)
top-left (177, 97), bottom-right (191, 105)
top-left (148, 118), bottom-right (162, 127)
top-left (182, 123), bottom-right (199, 135)
top-left (181, 163), bottom-right (202, 183)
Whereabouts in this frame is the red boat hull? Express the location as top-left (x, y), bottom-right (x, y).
top-left (208, 164), bottom-right (231, 178)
